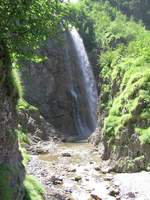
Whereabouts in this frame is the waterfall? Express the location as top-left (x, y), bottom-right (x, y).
top-left (65, 28), bottom-right (98, 139)
top-left (21, 26), bottom-right (97, 139)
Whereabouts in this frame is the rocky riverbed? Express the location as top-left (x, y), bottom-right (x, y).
top-left (27, 141), bottom-right (150, 200)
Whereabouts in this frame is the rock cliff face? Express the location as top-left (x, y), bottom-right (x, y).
top-left (0, 63), bottom-right (24, 199)
top-left (90, 57), bottom-right (150, 172)
top-left (21, 36), bottom-right (77, 138)
top-left (21, 30), bottom-right (97, 139)
top-left (18, 107), bottom-right (61, 141)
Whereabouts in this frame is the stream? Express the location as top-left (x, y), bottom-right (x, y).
top-left (27, 141), bottom-right (150, 200)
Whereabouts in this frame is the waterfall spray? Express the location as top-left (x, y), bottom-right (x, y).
top-left (65, 27), bottom-right (98, 139)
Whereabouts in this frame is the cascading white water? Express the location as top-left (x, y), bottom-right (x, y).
top-left (66, 27), bottom-right (98, 138)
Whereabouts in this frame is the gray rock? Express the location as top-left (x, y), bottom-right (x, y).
top-left (74, 176), bottom-right (82, 181)
top-left (62, 152), bottom-right (72, 157)
top-left (90, 193), bottom-right (102, 200)
top-left (50, 176), bottom-right (63, 185)
top-left (0, 63), bottom-right (25, 199)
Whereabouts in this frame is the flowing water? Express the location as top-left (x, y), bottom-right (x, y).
top-left (70, 28), bottom-right (98, 133)
top-left (64, 28), bottom-right (98, 139)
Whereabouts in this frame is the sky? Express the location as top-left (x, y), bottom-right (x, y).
top-left (71, 0), bottom-right (79, 2)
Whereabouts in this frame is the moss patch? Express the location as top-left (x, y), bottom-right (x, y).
top-left (24, 175), bottom-right (44, 200)
top-left (17, 98), bottom-right (38, 112)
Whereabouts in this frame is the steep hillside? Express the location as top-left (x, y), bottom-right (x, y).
top-left (72, 0), bottom-right (150, 172)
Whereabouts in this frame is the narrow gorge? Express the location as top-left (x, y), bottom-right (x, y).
top-left (0, 0), bottom-right (150, 200)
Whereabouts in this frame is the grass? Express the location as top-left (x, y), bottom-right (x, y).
top-left (103, 64), bottom-right (150, 143)
top-left (20, 145), bottom-right (30, 167)
top-left (16, 129), bottom-right (30, 145)
top-left (136, 128), bottom-right (150, 144)
top-left (16, 129), bottom-right (30, 167)
top-left (11, 68), bottom-right (24, 98)
top-left (24, 175), bottom-right (45, 200)
top-left (16, 128), bottom-right (45, 200)
top-left (16, 129), bottom-right (45, 200)
top-left (6, 67), bottom-right (24, 100)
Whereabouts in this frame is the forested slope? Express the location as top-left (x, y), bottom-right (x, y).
top-left (102, 0), bottom-right (150, 29)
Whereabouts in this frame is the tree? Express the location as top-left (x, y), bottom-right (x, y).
top-left (102, 0), bottom-right (150, 28)
top-left (0, 0), bottom-right (67, 64)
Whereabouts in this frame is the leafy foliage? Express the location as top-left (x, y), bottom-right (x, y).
top-left (0, 0), bottom-right (68, 61)
top-left (102, 0), bottom-right (150, 28)
top-left (68, 0), bottom-right (97, 51)
top-left (72, 0), bottom-right (150, 144)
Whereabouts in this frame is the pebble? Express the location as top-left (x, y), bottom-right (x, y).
top-left (65, 189), bottom-right (73, 193)
top-left (90, 193), bottom-right (102, 200)
top-left (50, 176), bottom-right (63, 185)
top-left (109, 187), bottom-right (120, 197)
top-left (101, 167), bottom-right (111, 174)
top-left (74, 176), bottom-right (82, 181)
top-left (115, 195), bottom-right (121, 200)
top-left (67, 168), bottom-right (76, 172)
top-left (94, 166), bottom-right (101, 171)
top-left (126, 192), bottom-right (136, 198)
top-left (104, 174), bottom-right (113, 181)
top-left (61, 152), bottom-right (72, 157)
top-left (27, 142), bottom-right (150, 200)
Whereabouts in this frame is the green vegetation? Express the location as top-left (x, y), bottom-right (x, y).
top-left (14, 67), bottom-right (44, 198)
top-left (0, 0), bottom-right (150, 197)
top-left (16, 127), bottom-right (45, 200)
top-left (0, 1), bottom-right (69, 200)
top-left (24, 175), bottom-right (45, 200)
top-left (16, 128), bottom-right (45, 200)
top-left (7, 67), bottom-right (24, 101)
top-left (17, 129), bottom-right (30, 145)
top-left (17, 98), bottom-right (38, 112)
top-left (136, 128), bottom-right (150, 144)
top-left (0, 0), bottom-right (67, 61)
top-left (71, 0), bottom-right (150, 145)
top-left (102, 0), bottom-right (150, 29)
top-left (0, 0), bottom-right (68, 99)
top-left (0, 0), bottom-right (68, 117)
top-left (16, 128), bottom-right (30, 166)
